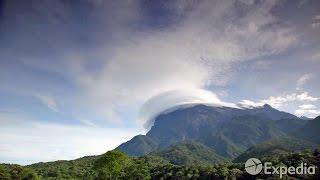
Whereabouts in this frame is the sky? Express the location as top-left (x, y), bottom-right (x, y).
top-left (0, 0), bottom-right (319, 165)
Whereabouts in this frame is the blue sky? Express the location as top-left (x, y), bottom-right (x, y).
top-left (0, 0), bottom-right (320, 164)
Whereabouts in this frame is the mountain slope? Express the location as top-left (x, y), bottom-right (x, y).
top-left (118, 104), bottom-right (302, 158)
top-left (148, 141), bottom-right (226, 165)
top-left (27, 155), bottom-right (100, 179)
top-left (233, 137), bottom-right (319, 162)
top-left (294, 116), bottom-right (320, 144)
top-left (275, 118), bottom-right (307, 134)
top-left (117, 135), bottom-right (157, 156)
top-left (201, 115), bottom-right (287, 158)
top-left (244, 104), bottom-right (297, 120)
top-left (146, 105), bottom-right (242, 148)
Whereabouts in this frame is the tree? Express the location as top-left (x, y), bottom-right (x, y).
top-left (0, 164), bottom-right (39, 180)
top-left (0, 165), bottom-right (10, 180)
top-left (18, 168), bottom-right (39, 180)
top-left (93, 150), bottom-right (130, 180)
top-left (229, 168), bottom-right (242, 179)
top-left (121, 159), bottom-right (151, 180)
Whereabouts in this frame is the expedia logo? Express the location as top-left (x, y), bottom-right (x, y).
top-left (245, 158), bottom-right (316, 178)
top-left (245, 158), bottom-right (263, 175)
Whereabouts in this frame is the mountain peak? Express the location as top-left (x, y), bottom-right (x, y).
top-left (263, 104), bottom-right (272, 108)
top-left (300, 116), bottom-right (312, 120)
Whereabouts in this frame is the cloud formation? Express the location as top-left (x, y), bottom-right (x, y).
top-left (138, 89), bottom-right (236, 130)
top-left (239, 91), bottom-right (319, 117)
top-left (295, 103), bottom-right (319, 117)
top-left (296, 73), bottom-right (314, 89)
top-left (295, 109), bottom-right (320, 117)
top-left (240, 92), bottom-right (318, 108)
top-left (67, 0), bottom-right (298, 123)
top-left (299, 104), bottom-right (317, 110)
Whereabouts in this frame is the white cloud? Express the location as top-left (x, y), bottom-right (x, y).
top-left (1, 0), bottom-right (297, 124)
top-left (296, 73), bottom-right (313, 89)
top-left (295, 102), bottom-right (319, 118)
top-left (239, 92), bottom-right (320, 118)
top-left (239, 91), bottom-right (318, 109)
top-left (237, 100), bottom-right (264, 108)
top-left (296, 92), bottom-right (318, 101)
top-left (138, 89), bottom-right (236, 129)
top-left (79, 119), bottom-right (97, 127)
top-left (262, 92), bottom-right (318, 108)
top-left (68, 0), bottom-right (297, 123)
top-left (295, 109), bottom-right (320, 117)
top-left (299, 104), bottom-right (316, 110)
top-left (260, 94), bottom-right (297, 108)
top-left (33, 94), bottom-right (59, 112)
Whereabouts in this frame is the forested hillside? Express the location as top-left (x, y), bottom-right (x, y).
top-left (1, 149), bottom-right (319, 179)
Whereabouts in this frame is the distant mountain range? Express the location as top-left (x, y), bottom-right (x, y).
top-left (118, 104), bottom-right (319, 164)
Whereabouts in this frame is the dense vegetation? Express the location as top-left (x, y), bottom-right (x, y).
top-left (26, 156), bottom-right (99, 179)
top-left (0, 164), bottom-right (39, 180)
top-left (148, 141), bottom-right (226, 165)
top-left (1, 148), bottom-right (319, 180)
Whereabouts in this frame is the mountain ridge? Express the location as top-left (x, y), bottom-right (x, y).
top-left (118, 104), bottom-right (301, 158)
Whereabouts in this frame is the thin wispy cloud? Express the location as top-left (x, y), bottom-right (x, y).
top-left (299, 104), bottom-right (316, 110)
top-left (33, 94), bottom-right (59, 113)
top-left (296, 73), bottom-right (314, 89)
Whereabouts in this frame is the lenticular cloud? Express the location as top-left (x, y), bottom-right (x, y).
top-left (138, 89), bottom-right (235, 130)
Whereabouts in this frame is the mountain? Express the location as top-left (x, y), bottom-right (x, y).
top-left (243, 104), bottom-right (298, 120)
top-left (199, 115), bottom-right (287, 158)
top-left (234, 116), bottom-right (320, 163)
top-left (233, 136), bottom-right (319, 162)
top-left (300, 116), bottom-right (313, 120)
top-left (148, 141), bottom-right (226, 165)
top-left (275, 118), bottom-right (307, 134)
top-left (294, 116), bottom-right (320, 144)
top-left (118, 104), bottom-right (302, 158)
top-left (117, 135), bottom-right (157, 156)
